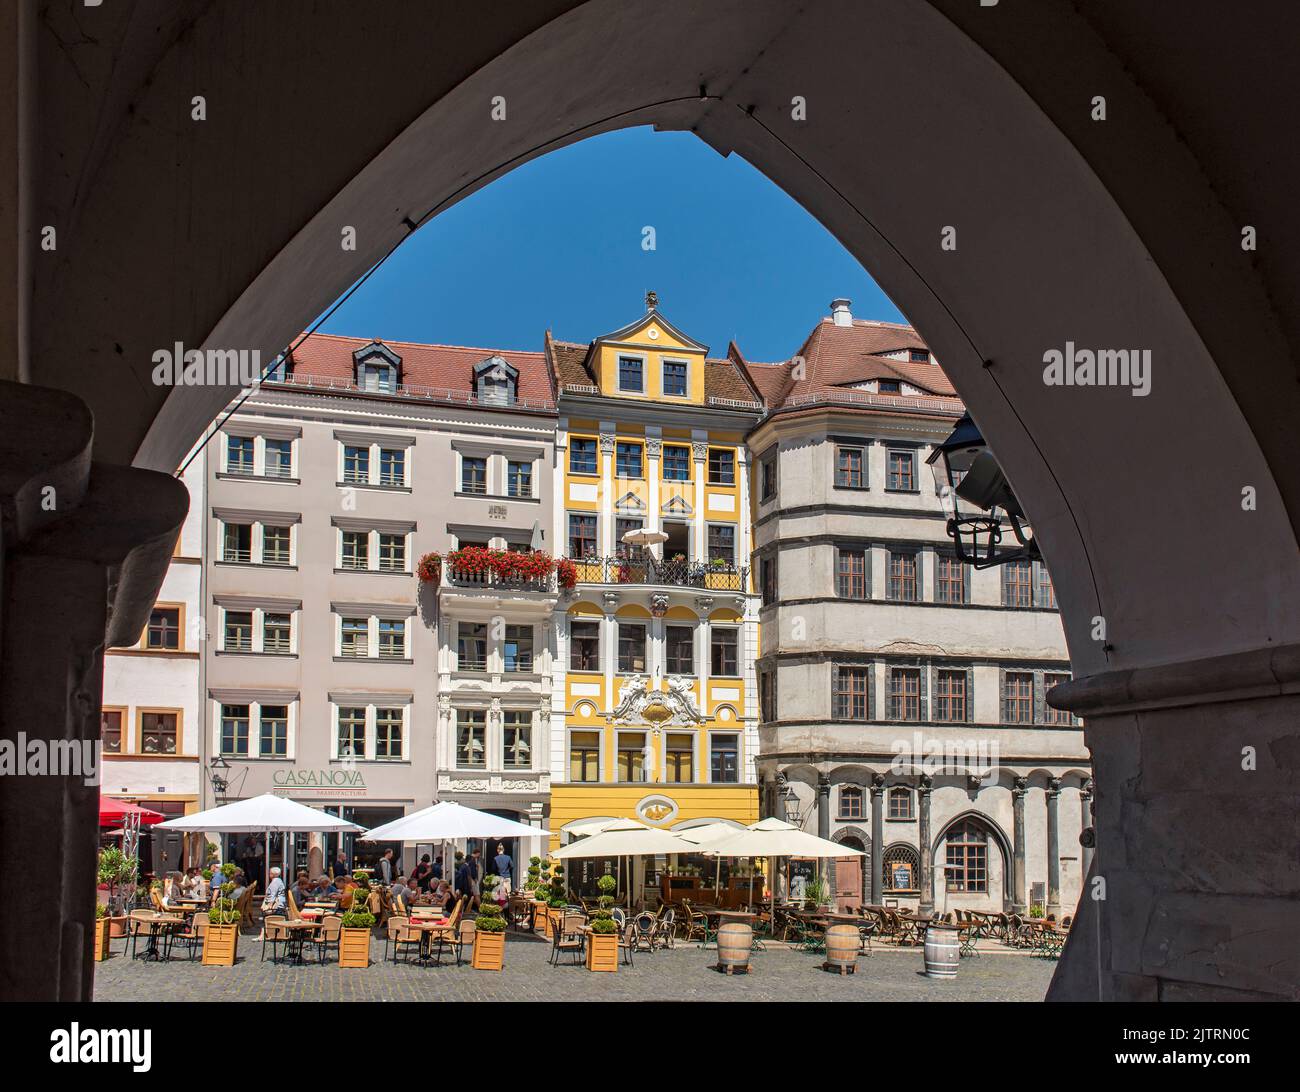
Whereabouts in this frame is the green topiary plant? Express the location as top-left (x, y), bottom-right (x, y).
top-left (524, 855), bottom-right (542, 893)
top-left (341, 868), bottom-right (376, 929)
top-left (475, 874), bottom-right (507, 933)
top-left (588, 873), bottom-right (618, 934)
top-left (95, 902), bottom-right (108, 920)
top-left (547, 861), bottom-right (567, 908)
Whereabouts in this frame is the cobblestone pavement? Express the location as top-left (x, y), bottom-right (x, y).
top-left (93, 931), bottom-right (1056, 1002)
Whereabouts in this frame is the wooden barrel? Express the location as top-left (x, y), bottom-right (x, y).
top-left (716, 923), bottom-right (753, 970)
top-left (823, 925), bottom-right (859, 973)
top-left (923, 922), bottom-right (960, 979)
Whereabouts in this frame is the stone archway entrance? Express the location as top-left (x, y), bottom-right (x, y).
top-left (5, 1), bottom-right (1299, 1001)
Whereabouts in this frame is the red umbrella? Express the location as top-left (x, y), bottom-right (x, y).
top-left (99, 797), bottom-right (165, 826)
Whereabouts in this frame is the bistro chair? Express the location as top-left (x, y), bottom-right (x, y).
top-left (656, 908), bottom-right (676, 948)
top-left (452, 919), bottom-right (476, 966)
top-left (678, 901), bottom-right (710, 947)
top-left (610, 907), bottom-right (626, 930)
top-left (384, 915), bottom-right (409, 963)
top-left (548, 913), bottom-right (585, 966)
top-left (311, 915), bottom-right (343, 964)
top-left (617, 919), bottom-right (637, 967)
top-left (174, 913), bottom-right (207, 961)
top-left (391, 918), bottom-right (424, 965)
top-left (632, 911), bottom-right (657, 953)
top-left (261, 915), bottom-right (288, 963)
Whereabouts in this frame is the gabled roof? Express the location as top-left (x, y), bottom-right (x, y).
top-left (283, 332), bottom-right (556, 404)
top-left (596, 307), bottom-right (709, 354)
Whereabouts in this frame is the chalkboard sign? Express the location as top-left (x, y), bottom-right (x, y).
top-left (789, 859), bottom-right (818, 884)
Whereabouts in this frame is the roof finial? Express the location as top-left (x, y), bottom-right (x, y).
top-left (645, 289), bottom-right (658, 312)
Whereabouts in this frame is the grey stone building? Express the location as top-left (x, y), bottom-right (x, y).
top-left (741, 302), bottom-right (1091, 917)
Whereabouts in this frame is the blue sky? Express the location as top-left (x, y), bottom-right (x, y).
top-left (317, 127), bottom-right (903, 362)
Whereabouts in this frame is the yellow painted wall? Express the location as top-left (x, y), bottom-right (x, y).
top-left (594, 317), bottom-right (707, 404)
top-left (548, 784), bottom-right (758, 850)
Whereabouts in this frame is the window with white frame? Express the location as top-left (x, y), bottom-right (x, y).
top-left (336, 435), bottom-right (414, 487)
top-left (334, 524), bottom-right (413, 573)
top-left (217, 698), bottom-right (296, 759)
top-left (507, 459), bottom-right (533, 498)
top-left (264, 438), bottom-right (294, 478)
top-left (226, 434), bottom-right (255, 474)
top-left (502, 710), bottom-right (532, 768)
top-left (456, 709), bottom-right (487, 769)
top-left (217, 602), bottom-right (297, 655)
top-left (329, 701), bottom-right (410, 762)
top-left (223, 610), bottom-right (253, 651)
top-left (661, 358), bottom-right (688, 397)
top-left (335, 612), bottom-right (410, 661)
top-left (217, 513), bottom-right (297, 566)
top-left (503, 625), bottom-right (534, 672)
top-left (457, 623), bottom-right (487, 670)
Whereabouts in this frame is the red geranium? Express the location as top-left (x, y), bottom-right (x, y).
top-left (416, 552), bottom-right (442, 583)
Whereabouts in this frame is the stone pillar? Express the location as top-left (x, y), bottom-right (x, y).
top-left (1047, 649), bottom-right (1300, 1002)
top-left (1045, 776), bottom-right (1062, 918)
top-left (917, 774), bottom-right (934, 918)
top-left (816, 773), bottom-right (831, 888)
top-left (1079, 777), bottom-right (1095, 880)
top-left (869, 774), bottom-right (885, 905)
top-left (1011, 776), bottom-right (1028, 914)
top-left (0, 381), bottom-right (187, 1000)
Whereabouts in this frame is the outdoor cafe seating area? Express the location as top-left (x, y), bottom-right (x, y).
top-left (96, 795), bottom-right (1071, 979)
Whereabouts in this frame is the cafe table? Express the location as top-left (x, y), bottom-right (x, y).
top-left (407, 917), bottom-right (454, 965)
top-left (137, 912), bottom-right (185, 961)
top-left (279, 919), bottom-right (320, 964)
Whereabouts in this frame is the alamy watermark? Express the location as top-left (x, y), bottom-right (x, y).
top-left (890, 731), bottom-right (999, 780)
top-left (151, 343), bottom-right (263, 386)
top-left (1042, 342), bottom-right (1151, 397)
top-left (0, 733), bottom-right (99, 786)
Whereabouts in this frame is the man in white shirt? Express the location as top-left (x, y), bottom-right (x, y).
top-left (264, 866), bottom-right (287, 912)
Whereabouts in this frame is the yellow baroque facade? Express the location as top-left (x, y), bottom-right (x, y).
top-left (546, 298), bottom-right (765, 849)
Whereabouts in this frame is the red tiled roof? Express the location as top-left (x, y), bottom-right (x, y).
top-left (285, 332), bottom-right (556, 404)
top-left (739, 317), bottom-right (963, 412)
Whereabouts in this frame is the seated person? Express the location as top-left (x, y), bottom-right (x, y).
top-left (263, 866), bottom-right (287, 912)
top-left (290, 874), bottom-right (314, 909)
top-left (390, 875), bottom-right (415, 908)
top-left (227, 870), bottom-right (249, 905)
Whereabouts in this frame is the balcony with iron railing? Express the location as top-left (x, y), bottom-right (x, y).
top-left (567, 555), bottom-right (748, 592)
top-left (441, 564), bottom-right (558, 594)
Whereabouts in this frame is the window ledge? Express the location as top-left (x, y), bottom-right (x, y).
top-left (215, 650), bottom-right (298, 659)
top-left (335, 481), bottom-right (413, 493)
top-left (333, 567), bottom-right (412, 577)
top-left (332, 656), bottom-right (414, 665)
top-left (217, 472), bottom-right (300, 485)
top-left (216, 561), bottom-right (297, 571)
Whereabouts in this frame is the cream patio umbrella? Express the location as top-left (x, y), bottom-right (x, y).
top-left (676, 820), bottom-right (749, 901)
top-left (551, 818), bottom-right (688, 907)
top-left (703, 817), bottom-right (865, 924)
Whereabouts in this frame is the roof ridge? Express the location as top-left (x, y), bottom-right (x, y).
top-left (301, 331), bottom-right (545, 357)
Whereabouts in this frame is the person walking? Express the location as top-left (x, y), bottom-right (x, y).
top-left (378, 848), bottom-right (395, 885)
top-left (493, 843), bottom-right (513, 894)
top-left (467, 848), bottom-right (481, 911)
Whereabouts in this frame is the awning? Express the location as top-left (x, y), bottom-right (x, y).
top-left (99, 797), bottom-right (165, 827)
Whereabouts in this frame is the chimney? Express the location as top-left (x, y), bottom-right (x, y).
top-left (830, 298), bottom-right (853, 327)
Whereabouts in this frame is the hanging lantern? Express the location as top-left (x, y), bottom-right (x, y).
top-left (927, 412), bottom-right (1041, 569)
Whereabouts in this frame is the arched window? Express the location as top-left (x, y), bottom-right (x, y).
top-left (944, 819), bottom-right (988, 892)
top-left (882, 844), bottom-right (919, 892)
top-left (888, 785), bottom-right (913, 820)
top-left (838, 785), bottom-right (864, 820)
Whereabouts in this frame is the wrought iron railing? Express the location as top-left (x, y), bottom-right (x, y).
top-left (565, 556), bottom-right (748, 591)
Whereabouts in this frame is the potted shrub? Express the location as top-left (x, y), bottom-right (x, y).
top-left (93, 903), bottom-right (111, 962)
top-left (338, 868), bottom-right (375, 967)
top-left (531, 859), bottom-right (553, 936)
top-left (97, 846), bottom-right (137, 937)
top-left (201, 864), bottom-right (241, 966)
top-left (585, 874), bottom-right (619, 972)
top-left (545, 862), bottom-right (568, 935)
top-left (805, 877), bottom-right (832, 912)
top-left (472, 875), bottom-right (507, 970)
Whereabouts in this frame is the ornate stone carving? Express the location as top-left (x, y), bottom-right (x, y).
top-left (650, 593), bottom-right (669, 617)
top-left (694, 595), bottom-right (715, 613)
top-left (599, 433), bottom-right (616, 453)
top-left (645, 438), bottom-right (662, 458)
top-left (612, 674), bottom-right (703, 725)
top-left (602, 590), bottom-right (620, 609)
top-left (501, 779), bottom-right (538, 791)
top-left (449, 779), bottom-right (489, 792)
top-left (691, 441), bottom-right (708, 461)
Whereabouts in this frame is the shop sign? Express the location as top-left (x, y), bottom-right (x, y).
top-left (271, 768), bottom-right (367, 795)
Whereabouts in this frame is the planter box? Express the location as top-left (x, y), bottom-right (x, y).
top-left (533, 902), bottom-right (551, 937)
top-left (201, 923), bottom-right (239, 966)
top-left (338, 926), bottom-right (371, 968)
top-left (586, 931), bottom-right (618, 972)
top-left (471, 929), bottom-right (505, 971)
top-left (93, 919), bottom-right (111, 962)
top-left (546, 906), bottom-right (566, 937)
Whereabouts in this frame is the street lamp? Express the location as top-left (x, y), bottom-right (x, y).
top-left (927, 412), bottom-right (1041, 569)
top-left (779, 782), bottom-right (805, 826)
top-left (207, 754), bottom-right (231, 803)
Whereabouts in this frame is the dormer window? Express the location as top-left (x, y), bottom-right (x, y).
top-left (909, 349), bottom-right (929, 363)
top-left (474, 354), bottom-right (518, 406)
top-left (879, 380), bottom-right (901, 393)
top-left (352, 341), bottom-right (402, 394)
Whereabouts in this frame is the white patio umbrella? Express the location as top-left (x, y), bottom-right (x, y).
top-left (357, 800), bottom-right (551, 843)
top-left (358, 801), bottom-right (551, 895)
top-left (155, 793), bottom-right (364, 834)
top-left (620, 528), bottom-right (669, 547)
top-left (676, 821), bottom-right (748, 900)
top-left (155, 793), bottom-right (364, 885)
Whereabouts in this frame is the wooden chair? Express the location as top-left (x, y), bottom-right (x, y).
top-left (390, 918), bottom-right (424, 965)
top-left (384, 915), bottom-right (409, 963)
top-left (311, 915), bottom-right (343, 964)
top-left (235, 882), bottom-right (257, 929)
top-left (286, 890), bottom-right (301, 921)
top-left (655, 907), bottom-right (676, 948)
top-left (174, 913), bottom-right (207, 960)
top-left (261, 915), bottom-right (288, 962)
top-left (548, 913), bottom-right (584, 966)
top-left (453, 919), bottom-right (476, 966)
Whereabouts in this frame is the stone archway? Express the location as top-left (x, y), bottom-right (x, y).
top-left (6, 0), bottom-right (1298, 1000)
